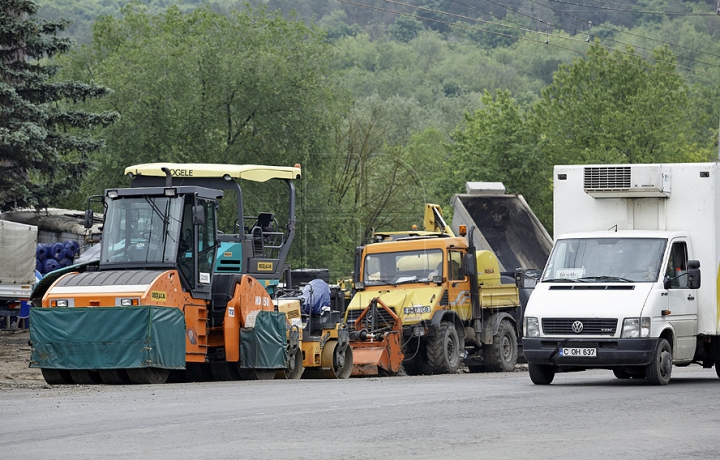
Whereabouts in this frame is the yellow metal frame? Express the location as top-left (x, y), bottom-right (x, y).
top-left (124, 163), bottom-right (301, 182)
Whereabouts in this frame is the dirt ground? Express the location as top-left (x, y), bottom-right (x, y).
top-left (0, 329), bottom-right (45, 390)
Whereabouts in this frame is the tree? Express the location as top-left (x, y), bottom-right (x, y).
top-left (0, 0), bottom-right (118, 211)
top-left (447, 89), bottom-right (551, 228)
top-left (533, 42), bottom-right (697, 166)
top-left (60, 5), bottom-right (346, 189)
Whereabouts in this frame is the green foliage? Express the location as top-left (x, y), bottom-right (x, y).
top-left (0, 0), bottom-right (118, 211)
top-left (58, 3), bottom-right (352, 276)
top-left (447, 90), bottom-right (551, 227)
top-left (317, 9), bottom-right (363, 42)
top-left (388, 15), bottom-right (424, 43)
top-left (533, 43), bottom-right (696, 165)
top-left (60, 4), bottom-right (344, 187)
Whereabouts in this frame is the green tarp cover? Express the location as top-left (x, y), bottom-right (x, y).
top-left (30, 306), bottom-right (186, 370)
top-left (240, 311), bottom-right (287, 369)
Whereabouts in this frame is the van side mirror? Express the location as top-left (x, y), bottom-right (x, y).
top-left (192, 205), bottom-right (205, 225)
top-left (687, 259), bottom-right (701, 289)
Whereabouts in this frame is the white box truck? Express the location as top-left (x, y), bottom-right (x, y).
top-left (523, 162), bottom-right (720, 385)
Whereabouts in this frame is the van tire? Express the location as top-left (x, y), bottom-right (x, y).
top-left (646, 338), bottom-right (672, 385)
top-left (528, 363), bottom-right (555, 385)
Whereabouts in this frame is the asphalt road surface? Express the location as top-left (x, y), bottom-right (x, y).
top-left (1, 366), bottom-right (719, 460)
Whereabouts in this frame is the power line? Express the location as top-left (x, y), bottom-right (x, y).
top-left (335, 0), bottom-right (717, 85)
top-left (454, 0), bottom-right (720, 70)
top-left (524, 0), bottom-right (720, 63)
top-left (380, 0), bottom-right (720, 81)
top-left (546, 0), bottom-right (717, 16)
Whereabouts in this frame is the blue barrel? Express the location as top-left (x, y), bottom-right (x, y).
top-left (36, 243), bottom-right (48, 262)
top-left (50, 242), bottom-right (67, 261)
top-left (58, 257), bottom-right (74, 268)
top-left (64, 240), bottom-right (80, 259)
top-left (42, 259), bottom-right (61, 274)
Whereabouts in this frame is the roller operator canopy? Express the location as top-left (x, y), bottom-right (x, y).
top-left (124, 163), bottom-right (302, 182)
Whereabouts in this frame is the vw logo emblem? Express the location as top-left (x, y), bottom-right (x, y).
top-left (572, 321), bottom-right (584, 333)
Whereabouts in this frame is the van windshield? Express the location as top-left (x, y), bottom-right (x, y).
top-left (542, 238), bottom-right (667, 283)
top-left (364, 249), bottom-right (444, 286)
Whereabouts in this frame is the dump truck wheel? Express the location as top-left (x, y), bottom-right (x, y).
top-left (41, 369), bottom-right (72, 385)
top-left (528, 363), bottom-right (555, 385)
top-left (99, 369), bottom-right (131, 385)
top-left (646, 338), bottom-right (672, 386)
top-left (127, 367), bottom-right (170, 384)
top-left (427, 322), bottom-right (460, 374)
top-left (484, 320), bottom-right (518, 372)
top-left (69, 370), bottom-right (102, 385)
top-left (403, 340), bottom-right (432, 376)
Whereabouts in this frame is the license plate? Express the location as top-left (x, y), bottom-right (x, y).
top-left (559, 347), bottom-right (597, 357)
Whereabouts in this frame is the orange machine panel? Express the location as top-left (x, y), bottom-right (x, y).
top-left (224, 275), bottom-right (276, 362)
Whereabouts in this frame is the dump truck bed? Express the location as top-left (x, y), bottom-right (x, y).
top-left (451, 192), bottom-right (552, 271)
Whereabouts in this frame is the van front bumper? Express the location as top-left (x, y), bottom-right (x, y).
top-left (522, 337), bottom-right (658, 367)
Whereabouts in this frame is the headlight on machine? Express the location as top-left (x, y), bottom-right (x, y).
top-left (50, 299), bottom-right (75, 307)
top-left (525, 317), bottom-right (540, 337)
top-left (621, 317), bottom-right (651, 338)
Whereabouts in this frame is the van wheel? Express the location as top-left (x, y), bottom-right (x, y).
top-left (646, 338), bottom-right (672, 385)
top-left (484, 320), bottom-right (518, 372)
top-left (428, 322), bottom-right (460, 374)
top-left (528, 363), bottom-right (555, 385)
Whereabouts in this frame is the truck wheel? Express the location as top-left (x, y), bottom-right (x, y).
top-left (127, 367), bottom-right (170, 384)
top-left (41, 369), bottom-right (72, 385)
top-left (403, 340), bottom-right (432, 376)
top-left (428, 322), bottom-right (460, 374)
top-left (646, 338), bottom-right (672, 385)
top-left (528, 363), bottom-right (555, 385)
top-left (484, 320), bottom-right (518, 372)
top-left (716, 361), bottom-right (720, 379)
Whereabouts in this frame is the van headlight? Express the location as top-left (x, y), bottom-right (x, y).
top-left (525, 317), bottom-right (540, 337)
top-left (621, 317), bottom-right (650, 338)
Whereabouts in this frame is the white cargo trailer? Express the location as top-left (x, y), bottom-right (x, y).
top-left (523, 162), bottom-right (720, 385)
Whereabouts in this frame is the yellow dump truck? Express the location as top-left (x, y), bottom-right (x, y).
top-left (346, 203), bottom-right (538, 375)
